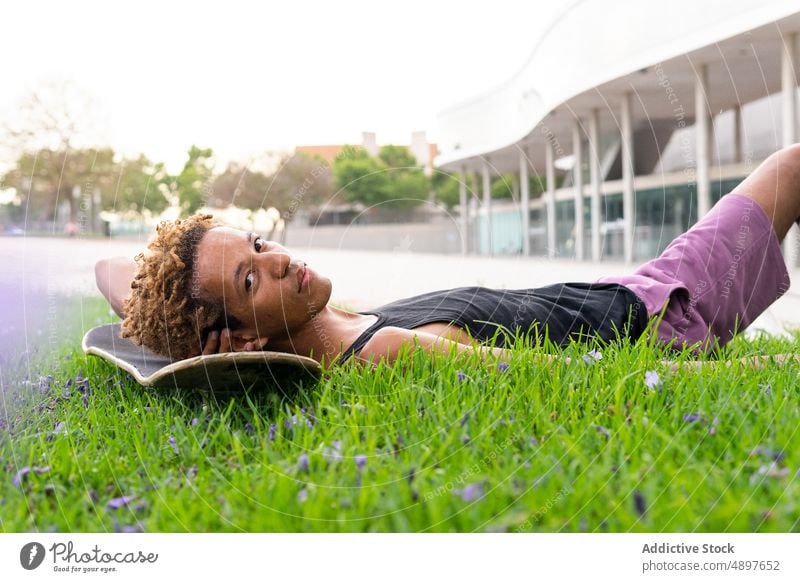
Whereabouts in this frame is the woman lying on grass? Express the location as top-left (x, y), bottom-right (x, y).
top-left (96, 145), bottom-right (800, 370)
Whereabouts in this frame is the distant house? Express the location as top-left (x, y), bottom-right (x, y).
top-left (295, 131), bottom-right (437, 175)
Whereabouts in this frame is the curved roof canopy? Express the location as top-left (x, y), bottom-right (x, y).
top-left (434, 0), bottom-right (800, 173)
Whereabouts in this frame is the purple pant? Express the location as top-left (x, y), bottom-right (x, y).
top-left (599, 193), bottom-right (791, 354)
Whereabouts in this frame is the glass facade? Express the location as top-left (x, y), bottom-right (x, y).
top-left (474, 176), bottom-right (745, 260)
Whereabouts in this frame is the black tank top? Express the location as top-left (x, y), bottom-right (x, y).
top-left (337, 282), bottom-right (647, 363)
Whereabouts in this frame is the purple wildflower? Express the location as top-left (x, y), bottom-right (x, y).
top-left (457, 371), bottom-right (467, 382)
top-left (324, 442), bottom-right (343, 463)
top-left (354, 455), bottom-right (367, 470)
top-left (751, 446), bottom-right (786, 463)
top-left (82, 394), bottom-right (89, 409)
top-left (644, 370), bottom-right (661, 389)
top-left (529, 436), bottom-right (539, 446)
top-left (460, 413), bottom-right (470, 427)
top-left (497, 362), bottom-right (509, 373)
top-left (244, 423), bottom-right (255, 435)
top-left (709, 417), bottom-right (719, 436)
top-left (595, 425), bottom-right (611, 438)
top-left (297, 488), bottom-right (308, 502)
top-left (12, 466), bottom-right (50, 488)
top-left (46, 421), bottom-right (65, 442)
top-left (12, 468), bottom-right (30, 488)
top-left (168, 435), bottom-right (180, 454)
top-left (268, 423), bottom-right (277, 441)
top-left (191, 418), bottom-right (199, 427)
top-left (455, 481), bottom-right (485, 502)
top-left (582, 349), bottom-right (602, 364)
top-left (682, 413), bottom-right (702, 423)
top-left (107, 496), bottom-right (135, 510)
top-left (297, 453), bottom-right (310, 473)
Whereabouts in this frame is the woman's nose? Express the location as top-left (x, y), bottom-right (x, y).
top-left (259, 248), bottom-right (292, 278)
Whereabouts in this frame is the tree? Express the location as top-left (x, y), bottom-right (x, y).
top-left (378, 145), bottom-right (417, 169)
top-left (492, 175), bottom-right (514, 199)
top-left (268, 153), bottom-right (334, 219)
top-left (0, 148), bottom-right (170, 227)
top-left (333, 147), bottom-right (391, 207)
top-left (1, 148), bottom-right (114, 225)
top-left (378, 145), bottom-right (427, 208)
top-left (430, 170), bottom-right (462, 209)
top-left (2, 79), bottom-right (105, 155)
top-left (108, 155), bottom-right (170, 215)
top-left (162, 145), bottom-right (214, 215)
top-left (0, 80), bottom-right (109, 223)
top-left (210, 163), bottom-right (268, 210)
top-left (1, 148), bottom-right (170, 225)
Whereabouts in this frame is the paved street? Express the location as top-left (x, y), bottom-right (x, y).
top-left (1, 234), bottom-right (798, 349)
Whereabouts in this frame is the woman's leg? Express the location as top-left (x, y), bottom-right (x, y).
top-left (729, 144), bottom-right (800, 241)
top-left (599, 145), bottom-right (800, 354)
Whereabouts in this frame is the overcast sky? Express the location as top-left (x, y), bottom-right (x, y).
top-left (1, 0), bottom-right (563, 171)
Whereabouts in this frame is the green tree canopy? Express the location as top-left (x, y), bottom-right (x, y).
top-left (334, 148), bottom-right (391, 207)
top-left (0, 148), bottom-right (169, 224)
top-left (334, 146), bottom-right (427, 210)
top-left (378, 145), bottom-right (418, 169)
top-left (163, 145), bottom-right (214, 214)
top-left (430, 170), bottom-right (462, 209)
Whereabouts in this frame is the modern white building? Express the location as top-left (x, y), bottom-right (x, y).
top-left (434, 0), bottom-right (800, 266)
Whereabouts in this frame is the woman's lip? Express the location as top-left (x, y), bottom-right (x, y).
top-left (299, 265), bottom-right (310, 292)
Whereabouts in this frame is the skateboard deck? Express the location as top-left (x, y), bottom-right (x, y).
top-left (82, 323), bottom-right (322, 391)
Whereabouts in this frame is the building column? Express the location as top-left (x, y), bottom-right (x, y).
top-left (620, 92), bottom-right (635, 264)
top-left (482, 161), bottom-right (493, 256)
top-left (782, 32), bottom-right (798, 268)
top-left (545, 139), bottom-right (557, 259)
top-left (695, 63), bottom-right (711, 218)
top-left (572, 118), bottom-right (584, 260)
top-left (519, 149), bottom-right (530, 257)
top-left (588, 108), bottom-right (602, 261)
top-left (471, 172), bottom-right (480, 252)
top-left (459, 166), bottom-right (469, 256)
top-left (733, 105), bottom-right (743, 164)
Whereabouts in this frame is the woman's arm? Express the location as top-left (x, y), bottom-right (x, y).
top-left (355, 327), bottom-right (798, 371)
top-left (355, 326), bottom-right (562, 367)
top-left (95, 257), bottom-right (137, 318)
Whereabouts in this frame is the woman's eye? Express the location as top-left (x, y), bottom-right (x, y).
top-left (254, 237), bottom-right (265, 252)
top-left (245, 272), bottom-right (254, 291)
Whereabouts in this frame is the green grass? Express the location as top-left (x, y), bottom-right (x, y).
top-left (1, 297), bottom-right (799, 532)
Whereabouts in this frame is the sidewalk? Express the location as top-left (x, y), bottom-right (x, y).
top-left (3, 236), bottom-right (798, 338)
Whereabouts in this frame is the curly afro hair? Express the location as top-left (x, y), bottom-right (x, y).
top-left (120, 214), bottom-right (240, 360)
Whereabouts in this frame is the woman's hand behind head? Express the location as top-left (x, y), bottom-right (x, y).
top-left (200, 328), bottom-right (269, 355)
